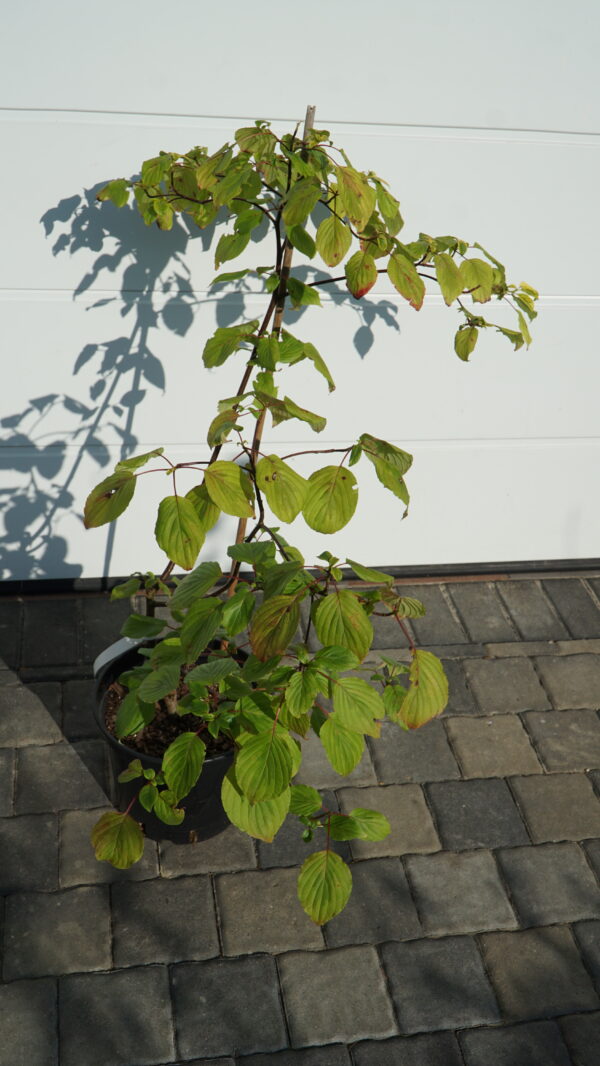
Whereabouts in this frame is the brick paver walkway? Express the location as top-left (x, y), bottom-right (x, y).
top-left (2, 575), bottom-right (600, 1064)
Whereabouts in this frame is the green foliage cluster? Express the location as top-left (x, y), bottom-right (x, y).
top-left (87, 113), bottom-right (537, 922)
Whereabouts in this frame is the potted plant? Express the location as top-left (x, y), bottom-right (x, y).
top-left (85, 106), bottom-right (537, 923)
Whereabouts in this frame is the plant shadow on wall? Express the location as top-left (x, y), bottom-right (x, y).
top-left (0, 181), bottom-right (398, 581)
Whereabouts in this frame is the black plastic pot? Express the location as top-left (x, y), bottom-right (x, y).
top-left (93, 644), bottom-right (233, 844)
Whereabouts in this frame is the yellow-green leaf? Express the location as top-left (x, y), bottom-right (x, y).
top-left (91, 811), bottom-right (144, 869)
top-left (186, 483), bottom-right (221, 532)
top-left (454, 326), bottom-right (479, 362)
top-left (345, 559), bottom-right (394, 586)
top-left (335, 167), bottom-right (376, 230)
top-left (460, 258), bottom-right (494, 303)
top-left (249, 595), bottom-right (301, 660)
top-left (434, 252), bottom-right (464, 306)
top-left (314, 590), bottom-right (373, 662)
top-left (320, 717), bottom-right (365, 775)
top-left (400, 650), bottom-right (449, 729)
top-left (387, 253), bottom-right (425, 310)
top-left (221, 767), bottom-right (289, 841)
top-left (204, 461), bottom-right (254, 518)
top-left (315, 214), bottom-right (352, 267)
top-left (345, 250), bottom-right (378, 299)
top-left (84, 472), bottom-right (136, 529)
top-left (255, 455), bottom-right (308, 523)
top-left (302, 467), bottom-right (358, 534)
top-left (332, 677), bottom-right (384, 737)
top-left (155, 496), bottom-right (205, 570)
top-left (282, 179), bottom-right (322, 226)
top-left (162, 732), bottom-right (206, 800)
top-left (170, 561), bottom-right (222, 610)
top-left (235, 731), bottom-right (293, 803)
top-left (298, 850), bottom-right (352, 924)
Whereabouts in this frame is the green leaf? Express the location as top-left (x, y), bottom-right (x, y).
top-left (115, 447), bottom-right (164, 472)
top-left (254, 392), bottom-right (327, 434)
top-left (202, 321), bottom-right (259, 368)
top-left (207, 408), bottom-right (241, 447)
top-left (282, 179), bottom-right (322, 226)
top-left (387, 253), bottom-right (425, 310)
top-left (315, 214), bottom-right (352, 267)
top-left (335, 167), bottom-right (376, 230)
top-left (204, 462), bottom-right (254, 518)
top-left (383, 683), bottom-right (407, 721)
top-left (262, 560), bottom-right (304, 599)
top-left (320, 717), bottom-right (365, 774)
top-left (359, 434), bottom-right (412, 505)
top-left (249, 595), bottom-right (301, 660)
top-left (303, 342), bottom-right (335, 392)
top-left (117, 758), bottom-right (143, 783)
top-left (214, 230), bottom-right (251, 268)
top-left (302, 467), bottom-right (358, 534)
top-left (460, 258), bottom-right (494, 303)
top-left (312, 646), bottom-right (360, 672)
top-left (137, 661), bottom-right (181, 703)
top-left (171, 561), bottom-right (222, 610)
top-left (384, 595), bottom-right (425, 618)
top-left (110, 577), bottom-right (142, 601)
top-left (222, 584), bottom-right (256, 636)
top-left (289, 784), bottom-right (322, 816)
top-left (518, 310), bottom-right (532, 347)
top-left (186, 657), bottom-right (240, 684)
top-left (180, 599), bottom-right (224, 662)
top-left (332, 677), bottom-right (383, 737)
top-left (138, 782), bottom-right (158, 812)
top-left (345, 250), bottom-right (378, 299)
top-left (298, 850), bottom-right (352, 924)
top-left (400, 650), bottom-right (449, 729)
top-left (153, 793), bottom-right (186, 825)
top-left (227, 541), bottom-right (275, 565)
top-left (115, 691), bottom-right (154, 739)
top-left (186, 483), bottom-right (221, 533)
top-left (210, 269), bottom-right (251, 287)
top-left (434, 252), bottom-right (463, 306)
top-left (235, 730), bottom-right (293, 803)
top-left (97, 179), bottom-right (130, 208)
top-left (329, 807), bottom-right (390, 841)
top-left (84, 471), bottom-right (136, 528)
top-left (495, 325), bottom-right (525, 351)
top-left (120, 613), bottom-right (165, 639)
top-left (91, 811), bottom-right (144, 869)
top-left (374, 180), bottom-right (403, 234)
top-left (286, 277), bottom-right (322, 308)
top-left (345, 559), bottom-right (393, 586)
top-left (222, 766), bottom-right (289, 841)
top-left (288, 225), bottom-right (316, 258)
top-left (155, 495), bottom-right (205, 571)
top-left (314, 590), bottom-right (373, 662)
top-left (454, 326), bottom-right (479, 362)
top-left (162, 732), bottom-right (206, 800)
top-left (255, 455), bottom-right (308, 523)
top-left (285, 668), bottom-right (320, 717)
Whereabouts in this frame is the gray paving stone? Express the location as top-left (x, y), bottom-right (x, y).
top-left (0, 682), bottom-right (63, 747)
top-left (0, 813), bottom-right (58, 892)
top-left (543, 579), bottom-right (600, 639)
top-left (324, 858), bottom-right (420, 948)
top-left (80, 594), bottom-right (131, 661)
top-left (381, 935), bottom-right (500, 1032)
top-left (159, 823), bottom-right (257, 876)
top-left (294, 729), bottom-right (377, 789)
top-left (0, 977), bottom-right (57, 1066)
top-left (28, 680), bottom-right (62, 727)
top-left (441, 658), bottom-right (478, 715)
top-left (497, 843), bottom-right (600, 926)
top-left (584, 838), bottom-right (600, 883)
top-left (463, 658), bottom-right (551, 715)
top-left (523, 709), bottom-right (600, 770)
top-left (460, 1019), bottom-right (572, 1066)
top-left (279, 945), bottom-right (397, 1046)
top-left (367, 719), bottom-right (459, 784)
top-left (510, 773), bottom-right (600, 842)
top-left (560, 1012), bottom-right (600, 1066)
top-left (352, 1032), bottom-right (463, 1066)
top-left (535, 654), bottom-right (600, 710)
top-left (3, 885), bottom-right (111, 979)
top-left (481, 926), bottom-right (600, 1020)
top-left (369, 601), bottom-right (413, 649)
top-left (112, 875), bottom-right (220, 966)
top-left (60, 808), bottom-right (160, 886)
top-left (240, 1045), bottom-right (351, 1064)
top-left (446, 714), bottom-right (542, 777)
top-left (426, 779), bottom-right (529, 850)
top-left (447, 582), bottom-right (518, 642)
top-left (175, 1060), bottom-right (234, 1066)
top-left (406, 850), bottom-right (517, 935)
top-left (0, 749), bottom-right (14, 815)
top-left (63, 678), bottom-right (97, 738)
top-left (0, 600), bottom-right (22, 668)
top-left (215, 867), bottom-right (324, 955)
top-left (172, 956), bottom-right (287, 1058)
top-left (337, 785), bottom-right (440, 859)
top-left (60, 965), bottom-right (175, 1066)
top-left (395, 583), bottom-right (468, 645)
top-left (573, 920), bottom-right (600, 985)
top-left (22, 597), bottom-right (80, 666)
top-left (498, 581), bottom-right (569, 641)
top-left (15, 741), bottom-right (107, 813)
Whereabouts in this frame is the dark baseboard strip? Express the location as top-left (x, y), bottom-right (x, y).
top-left (2, 557), bottom-right (600, 597)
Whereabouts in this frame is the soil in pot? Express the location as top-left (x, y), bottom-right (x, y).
top-left (95, 646), bottom-right (235, 845)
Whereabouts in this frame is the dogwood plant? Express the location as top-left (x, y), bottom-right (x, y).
top-left (85, 107), bottom-right (537, 922)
